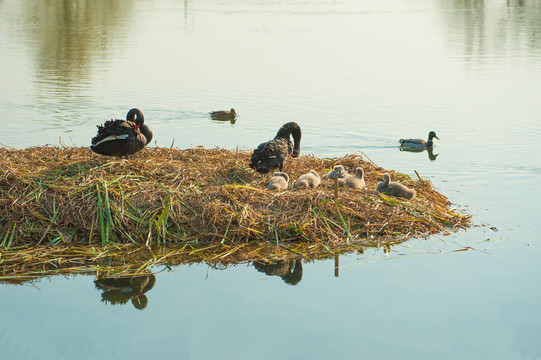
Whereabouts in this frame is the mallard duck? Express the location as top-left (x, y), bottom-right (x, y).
top-left (399, 131), bottom-right (439, 149)
top-left (295, 170), bottom-right (321, 189)
top-left (91, 108), bottom-right (153, 159)
top-left (267, 172), bottom-right (289, 191)
top-left (376, 173), bottom-right (416, 200)
top-left (338, 167), bottom-right (365, 189)
top-left (209, 108), bottom-right (236, 120)
top-left (325, 165), bottom-right (345, 180)
top-left (250, 122), bottom-right (302, 174)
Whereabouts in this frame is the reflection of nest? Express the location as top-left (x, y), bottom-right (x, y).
top-left (253, 258), bottom-right (303, 285)
top-left (94, 274), bottom-right (156, 310)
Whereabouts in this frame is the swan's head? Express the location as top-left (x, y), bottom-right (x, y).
top-left (334, 165), bottom-right (345, 175)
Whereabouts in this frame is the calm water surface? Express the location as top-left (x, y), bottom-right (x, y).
top-left (1, 0), bottom-right (541, 359)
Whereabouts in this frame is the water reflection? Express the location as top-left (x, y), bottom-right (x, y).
top-left (439, 0), bottom-right (541, 63)
top-left (23, 1), bottom-right (132, 79)
top-left (94, 274), bottom-right (156, 310)
top-left (8, 0), bottom-right (136, 120)
top-left (253, 258), bottom-right (303, 285)
top-left (399, 146), bottom-right (439, 161)
top-left (210, 117), bottom-right (237, 125)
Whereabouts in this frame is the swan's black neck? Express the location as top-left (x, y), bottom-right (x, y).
top-left (275, 122), bottom-right (301, 156)
top-left (126, 108), bottom-right (144, 126)
top-left (140, 125), bottom-right (153, 145)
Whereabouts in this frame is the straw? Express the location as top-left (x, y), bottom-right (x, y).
top-left (0, 146), bottom-right (470, 282)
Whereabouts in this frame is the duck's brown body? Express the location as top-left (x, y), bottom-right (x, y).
top-left (209, 108), bottom-right (236, 120)
top-left (91, 108), bottom-right (153, 158)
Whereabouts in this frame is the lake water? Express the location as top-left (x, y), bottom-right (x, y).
top-left (1, 0), bottom-right (541, 358)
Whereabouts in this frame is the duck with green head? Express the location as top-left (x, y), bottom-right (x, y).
top-left (399, 131), bottom-right (439, 150)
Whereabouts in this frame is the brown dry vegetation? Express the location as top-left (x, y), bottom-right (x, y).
top-left (0, 145), bottom-right (470, 282)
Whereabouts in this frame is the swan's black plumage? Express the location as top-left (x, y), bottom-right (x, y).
top-left (91, 108), bottom-right (153, 158)
top-left (249, 122), bottom-right (301, 174)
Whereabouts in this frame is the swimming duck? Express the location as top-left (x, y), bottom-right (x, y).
top-left (376, 173), bottom-right (416, 200)
top-left (268, 172), bottom-right (289, 191)
top-left (250, 122), bottom-right (302, 174)
top-left (325, 165), bottom-right (345, 180)
top-left (209, 108), bottom-right (236, 120)
top-left (295, 170), bottom-right (321, 189)
top-left (338, 167), bottom-right (365, 189)
top-left (399, 131), bottom-right (439, 150)
top-left (91, 108), bottom-right (153, 159)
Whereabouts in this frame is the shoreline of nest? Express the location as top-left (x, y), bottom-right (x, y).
top-left (0, 145), bottom-right (472, 282)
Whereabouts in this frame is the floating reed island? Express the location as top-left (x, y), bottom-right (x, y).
top-left (0, 145), bottom-right (470, 281)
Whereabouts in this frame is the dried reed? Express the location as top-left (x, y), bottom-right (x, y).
top-left (0, 145), bottom-right (470, 282)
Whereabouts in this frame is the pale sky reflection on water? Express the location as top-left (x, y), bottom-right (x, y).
top-left (1, 0), bottom-right (541, 359)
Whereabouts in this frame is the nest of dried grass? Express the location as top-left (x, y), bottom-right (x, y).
top-left (1, 145), bottom-right (469, 245)
top-left (0, 145), bottom-right (470, 281)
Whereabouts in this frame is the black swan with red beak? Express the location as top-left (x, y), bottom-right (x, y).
top-left (91, 108), bottom-right (153, 158)
top-left (249, 122), bottom-right (301, 174)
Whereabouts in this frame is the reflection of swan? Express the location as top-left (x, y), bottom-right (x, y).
top-left (376, 173), bottom-right (416, 200)
top-left (338, 167), bottom-right (365, 189)
top-left (399, 131), bottom-right (439, 150)
top-left (209, 108), bottom-right (236, 120)
top-left (267, 172), bottom-right (289, 191)
top-left (249, 122), bottom-right (302, 174)
top-left (91, 108), bottom-right (153, 159)
top-left (253, 258), bottom-right (303, 285)
top-left (94, 274), bottom-right (156, 310)
top-left (295, 170), bottom-right (321, 189)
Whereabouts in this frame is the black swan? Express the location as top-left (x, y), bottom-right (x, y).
top-left (91, 108), bottom-right (153, 158)
top-left (249, 122), bottom-right (301, 174)
top-left (376, 173), bottom-right (416, 200)
top-left (209, 108), bottom-right (236, 120)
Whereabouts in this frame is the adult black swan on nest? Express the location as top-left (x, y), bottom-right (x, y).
top-left (249, 122), bottom-right (302, 174)
top-left (90, 108), bottom-right (153, 159)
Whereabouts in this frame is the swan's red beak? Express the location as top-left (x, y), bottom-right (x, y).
top-left (134, 124), bottom-right (141, 130)
top-left (291, 152), bottom-right (298, 158)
